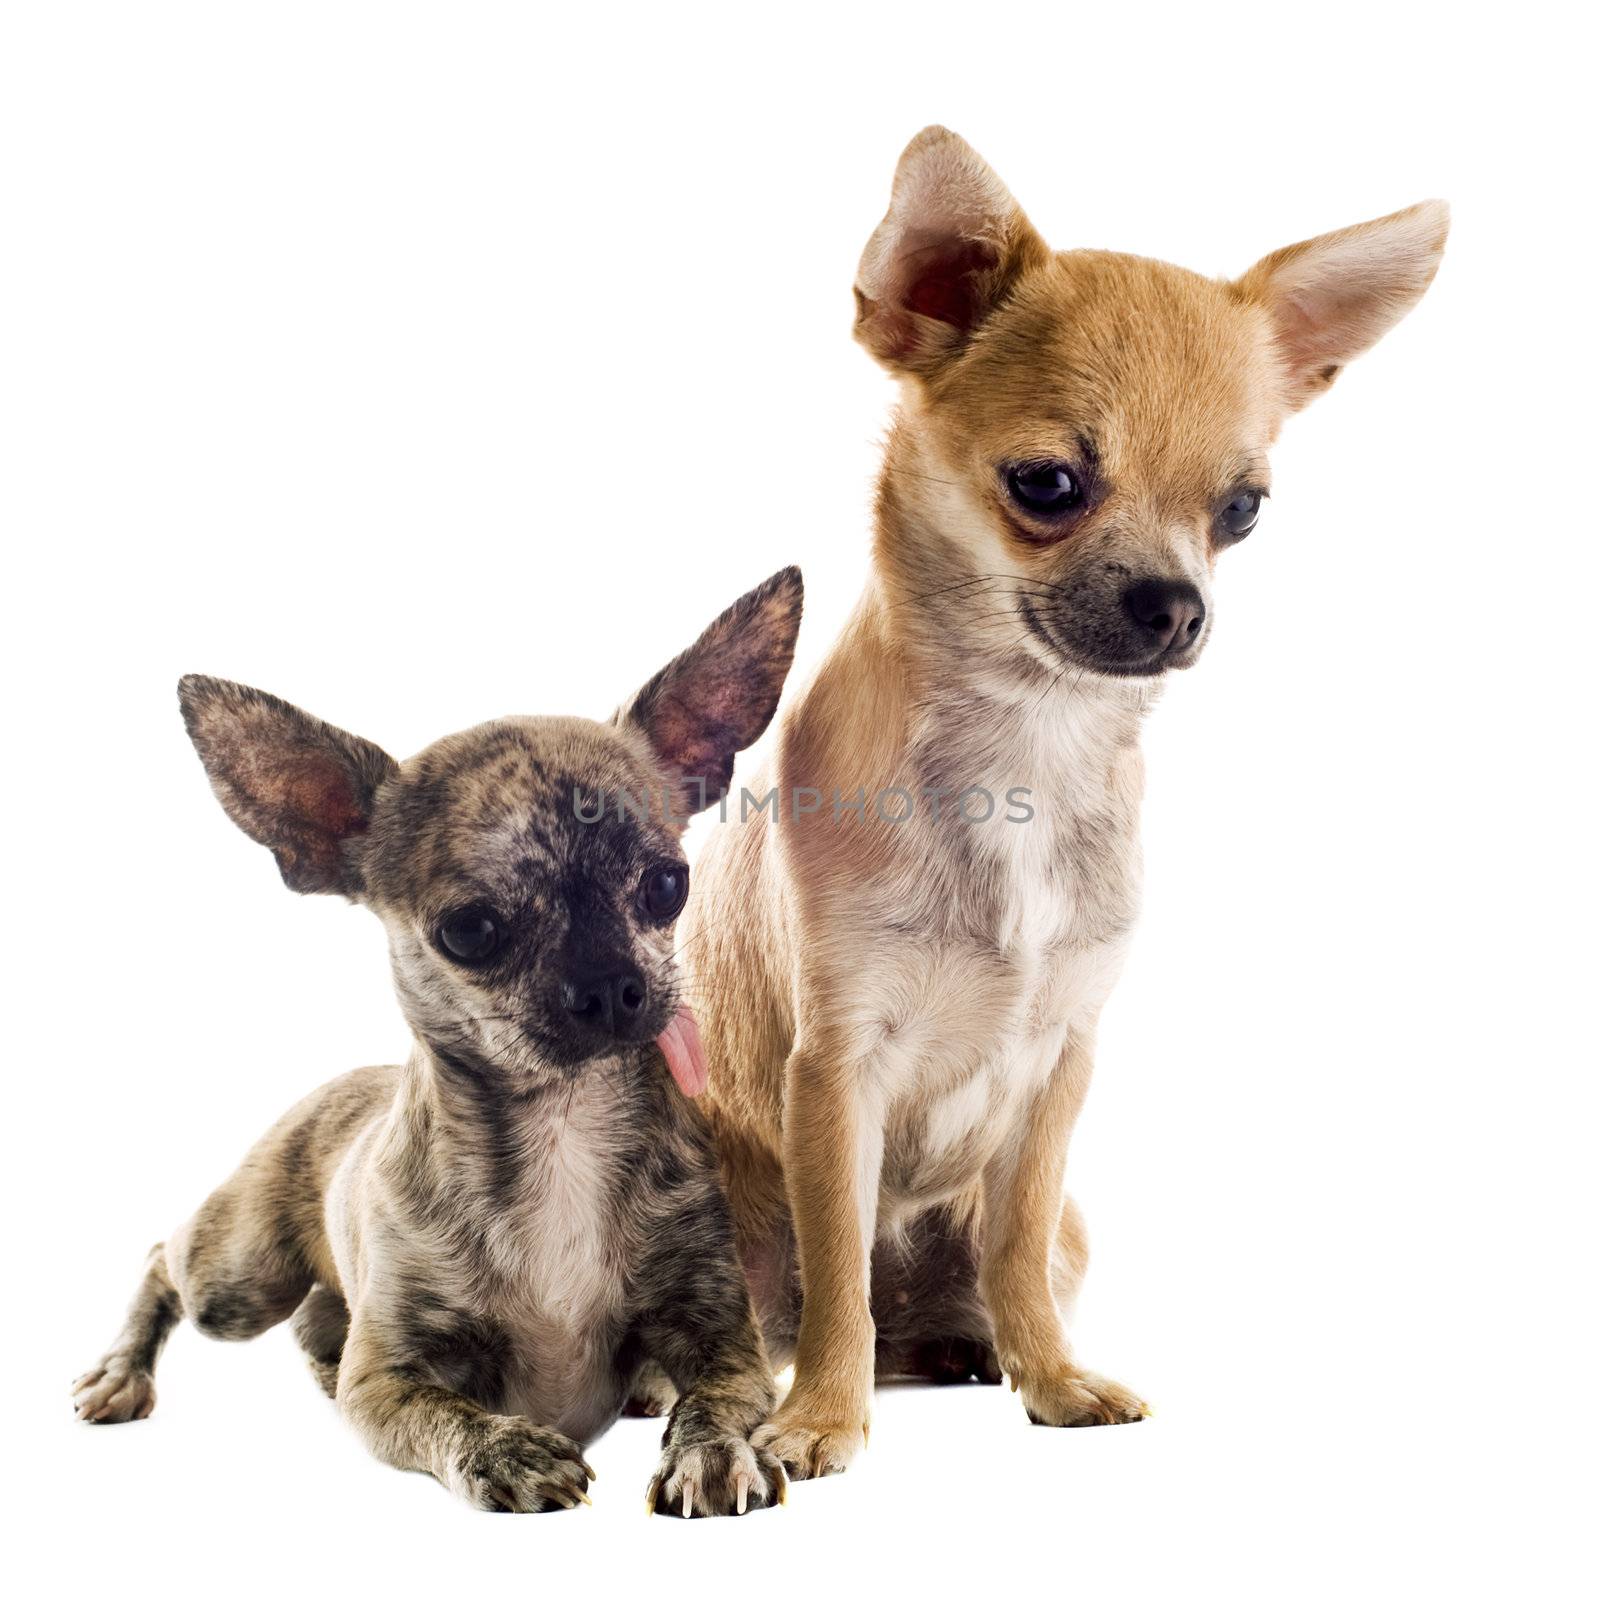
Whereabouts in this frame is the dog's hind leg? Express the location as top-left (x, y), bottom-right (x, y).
top-left (75, 1180), bottom-right (316, 1422)
top-left (164, 1176), bottom-right (316, 1346)
top-left (871, 1204), bottom-right (1000, 1384)
top-left (291, 1285), bottom-right (349, 1399)
top-left (622, 1360), bottom-right (678, 1418)
top-left (73, 1070), bottom-right (389, 1424)
top-left (72, 1242), bottom-right (183, 1423)
top-left (157, 1072), bottom-right (392, 1353)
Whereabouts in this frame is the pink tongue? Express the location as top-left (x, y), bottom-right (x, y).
top-left (656, 1005), bottom-right (709, 1097)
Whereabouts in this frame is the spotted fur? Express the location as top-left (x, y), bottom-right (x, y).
top-left (73, 569), bottom-right (803, 1517)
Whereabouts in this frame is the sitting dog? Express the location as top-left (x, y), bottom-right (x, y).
top-left (680, 128), bottom-right (1448, 1477)
top-left (73, 567), bottom-right (803, 1516)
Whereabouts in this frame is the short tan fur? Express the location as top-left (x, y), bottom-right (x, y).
top-left (682, 127), bottom-right (1447, 1477)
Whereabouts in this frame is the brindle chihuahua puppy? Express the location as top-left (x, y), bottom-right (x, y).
top-left (72, 568), bottom-right (803, 1516)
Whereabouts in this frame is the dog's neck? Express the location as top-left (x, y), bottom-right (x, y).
top-left (361, 1036), bottom-right (641, 1302)
top-left (382, 1034), bottom-right (643, 1208)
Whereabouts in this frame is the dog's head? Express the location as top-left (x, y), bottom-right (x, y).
top-left (178, 567), bottom-right (802, 1092)
top-left (856, 127), bottom-right (1448, 677)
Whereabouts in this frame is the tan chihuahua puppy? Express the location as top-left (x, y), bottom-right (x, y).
top-left (680, 128), bottom-right (1447, 1477)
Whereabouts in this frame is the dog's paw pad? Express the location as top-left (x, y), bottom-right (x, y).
top-left (72, 1363), bottom-right (156, 1424)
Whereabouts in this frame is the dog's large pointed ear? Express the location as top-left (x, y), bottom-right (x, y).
top-left (615, 566), bottom-right (803, 817)
top-left (854, 126), bottom-right (1050, 376)
top-left (178, 675), bottom-right (398, 896)
top-left (1236, 200), bottom-right (1449, 413)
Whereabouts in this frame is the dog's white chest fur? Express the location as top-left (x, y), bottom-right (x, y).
top-left (485, 1084), bottom-right (627, 1441)
top-left (862, 686), bottom-right (1144, 1212)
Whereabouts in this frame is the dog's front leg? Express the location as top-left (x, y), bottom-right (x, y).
top-left (337, 1311), bottom-right (594, 1512)
top-left (978, 1028), bottom-right (1148, 1428)
top-left (632, 1167), bottom-right (784, 1516)
top-left (752, 1043), bottom-right (881, 1478)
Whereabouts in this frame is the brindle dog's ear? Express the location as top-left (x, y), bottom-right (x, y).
top-left (616, 566), bottom-right (803, 817)
top-left (178, 675), bottom-right (398, 896)
top-left (854, 125), bottom-right (1050, 376)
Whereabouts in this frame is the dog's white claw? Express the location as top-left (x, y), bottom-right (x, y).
top-left (735, 1475), bottom-right (749, 1515)
top-left (681, 1480), bottom-right (694, 1519)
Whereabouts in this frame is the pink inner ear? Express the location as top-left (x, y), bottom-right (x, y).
top-left (281, 757), bottom-right (366, 839)
top-left (901, 238), bottom-right (1001, 330)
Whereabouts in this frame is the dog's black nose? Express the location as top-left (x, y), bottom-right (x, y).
top-left (561, 965), bottom-right (650, 1038)
top-left (1123, 578), bottom-right (1206, 654)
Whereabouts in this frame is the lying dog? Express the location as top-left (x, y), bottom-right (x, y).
top-left (73, 567), bottom-right (803, 1515)
top-left (681, 129), bottom-right (1448, 1477)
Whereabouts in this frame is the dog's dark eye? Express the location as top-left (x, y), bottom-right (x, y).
top-left (1005, 461), bottom-right (1082, 516)
top-left (437, 906), bottom-right (502, 964)
top-left (1218, 489), bottom-right (1263, 539)
top-left (639, 863), bottom-right (689, 922)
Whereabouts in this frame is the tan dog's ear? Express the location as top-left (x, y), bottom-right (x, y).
top-left (178, 675), bottom-right (397, 896)
top-left (1237, 200), bottom-right (1449, 412)
top-left (616, 566), bottom-right (803, 816)
top-left (854, 126), bottom-right (1050, 376)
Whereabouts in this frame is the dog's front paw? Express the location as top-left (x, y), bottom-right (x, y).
top-left (647, 1435), bottom-right (785, 1518)
top-left (72, 1361), bottom-right (156, 1424)
top-left (1014, 1365), bottom-right (1148, 1428)
top-left (751, 1400), bottom-right (866, 1480)
top-left (450, 1417), bottom-right (595, 1512)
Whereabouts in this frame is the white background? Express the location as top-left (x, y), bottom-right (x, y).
top-left (3, 3), bottom-right (1595, 1596)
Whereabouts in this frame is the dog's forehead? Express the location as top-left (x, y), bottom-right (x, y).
top-left (941, 249), bottom-right (1277, 492)
top-left (374, 715), bottom-right (659, 898)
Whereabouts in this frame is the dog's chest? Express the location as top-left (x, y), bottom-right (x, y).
top-left (469, 1091), bottom-right (629, 1441)
top-left (870, 697), bottom-right (1143, 1205)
